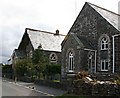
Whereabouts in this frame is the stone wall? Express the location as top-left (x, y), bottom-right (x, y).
top-left (68, 79), bottom-right (120, 96)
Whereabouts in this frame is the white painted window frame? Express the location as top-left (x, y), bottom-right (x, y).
top-left (68, 51), bottom-right (74, 72)
top-left (101, 38), bottom-right (108, 50)
top-left (101, 60), bottom-right (108, 71)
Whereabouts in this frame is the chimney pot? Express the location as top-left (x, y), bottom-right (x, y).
top-left (55, 29), bottom-right (59, 35)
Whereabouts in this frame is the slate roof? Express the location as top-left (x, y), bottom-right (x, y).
top-left (70, 32), bottom-right (94, 49)
top-left (77, 36), bottom-right (94, 49)
top-left (26, 28), bottom-right (66, 52)
top-left (88, 2), bottom-right (120, 31)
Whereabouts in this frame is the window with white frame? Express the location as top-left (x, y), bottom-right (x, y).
top-left (88, 52), bottom-right (93, 73)
top-left (101, 60), bottom-right (108, 71)
top-left (49, 53), bottom-right (57, 64)
top-left (101, 37), bottom-right (108, 50)
top-left (68, 51), bottom-right (74, 72)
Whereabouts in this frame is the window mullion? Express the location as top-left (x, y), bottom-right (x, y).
top-left (104, 60), bottom-right (105, 70)
top-left (101, 38), bottom-right (108, 50)
top-left (69, 57), bottom-right (71, 70)
top-left (71, 57), bottom-right (72, 70)
top-left (68, 52), bottom-right (74, 72)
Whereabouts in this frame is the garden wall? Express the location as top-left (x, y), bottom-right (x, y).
top-left (68, 79), bottom-right (120, 96)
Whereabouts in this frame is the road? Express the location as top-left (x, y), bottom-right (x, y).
top-left (2, 78), bottom-right (65, 97)
top-left (2, 79), bottom-right (49, 96)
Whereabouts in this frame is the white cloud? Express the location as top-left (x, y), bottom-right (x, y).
top-left (0, 0), bottom-right (120, 63)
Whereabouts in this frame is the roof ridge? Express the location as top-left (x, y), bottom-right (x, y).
top-left (26, 28), bottom-right (66, 36)
top-left (78, 35), bottom-right (95, 49)
top-left (87, 2), bottom-right (120, 16)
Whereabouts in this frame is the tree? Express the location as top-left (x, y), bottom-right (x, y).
top-left (2, 64), bottom-right (13, 74)
top-left (15, 59), bottom-right (28, 77)
top-left (14, 58), bottom-right (36, 82)
top-left (2, 64), bottom-right (13, 78)
top-left (32, 45), bottom-right (48, 79)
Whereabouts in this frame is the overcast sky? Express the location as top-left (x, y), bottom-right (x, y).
top-left (0, 0), bottom-right (120, 64)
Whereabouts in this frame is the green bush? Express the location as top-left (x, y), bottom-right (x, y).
top-left (32, 45), bottom-right (48, 79)
top-left (45, 64), bottom-right (61, 80)
top-left (15, 59), bottom-right (32, 77)
top-left (2, 64), bottom-right (13, 78)
top-left (2, 64), bottom-right (13, 74)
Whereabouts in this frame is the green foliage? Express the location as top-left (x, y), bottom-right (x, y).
top-left (32, 49), bottom-right (42, 64)
top-left (15, 59), bottom-right (32, 77)
top-left (45, 64), bottom-right (61, 77)
top-left (25, 59), bottom-right (35, 78)
top-left (14, 44), bottom-right (61, 81)
top-left (2, 64), bottom-right (13, 73)
top-left (53, 79), bottom-right (60, 82)
top-left (32, 45), bottom-right (48, 79)
top-left (32, 45), bottom-right (48, 65)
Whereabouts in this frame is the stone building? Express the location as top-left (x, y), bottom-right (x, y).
top-left (61, 2), bottom-right (120, 80)
top-left (11, 49), bottom-right (26, 69)
top-left (11, 28), bottom-right (65, 69)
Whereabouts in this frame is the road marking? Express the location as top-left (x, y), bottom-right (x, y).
top-left (5, 80), bottom-right (54, 96)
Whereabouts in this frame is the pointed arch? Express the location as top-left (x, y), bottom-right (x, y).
top-left (98, 34), bottom-right (110, 71)
top-left (98, 34), bottom-right (110, 50)
top-left (66, 48), bottom-right (75, 72)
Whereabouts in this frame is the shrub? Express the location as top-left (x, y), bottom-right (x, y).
top-left (15, 59), bottom-right (32, 77)
top-left (45, 64), bottom-right (61, 80)
top-left (2, 64), bottom-right (13, 74)
top-left (32, 45), bottom-right (48, 79)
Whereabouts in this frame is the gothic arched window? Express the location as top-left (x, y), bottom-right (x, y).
top-left (68, 51), bottom-right (74, 72)
top-left (98, 34), bottom-right (110, 72)
top-left (101, 37), bottom-right (108, 50)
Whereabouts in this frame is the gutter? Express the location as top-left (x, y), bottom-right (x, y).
top-left (112, 34), bottom-right (120, 73)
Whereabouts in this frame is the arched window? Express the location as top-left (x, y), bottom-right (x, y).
top-left (49, 53), bottom-right (57, 64)
top-left (68, 51), bottom-right (74, 72)
top-left (98, 34), bottom-right (110, 72)
top-left (88, 52), bottom-right (93, 73)
top-left (101, 37), bottom-right (108, 50)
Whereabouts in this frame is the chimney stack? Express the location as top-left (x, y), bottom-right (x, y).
top-left (54, 29), bottom-right (59, 35)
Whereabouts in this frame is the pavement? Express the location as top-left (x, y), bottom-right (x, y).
top-left (3, 78), bottom-right (66, 96)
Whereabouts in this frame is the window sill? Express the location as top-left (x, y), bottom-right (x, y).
top-left (67, 71), bottom-right (76, 77)
top-left (101, 70), bottom-right (108, 72)
top-left (101, 49), bottom-right (108, 50)
top-left (68, 70), bottom-right (74, 73)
